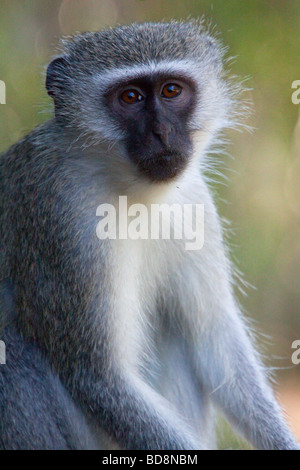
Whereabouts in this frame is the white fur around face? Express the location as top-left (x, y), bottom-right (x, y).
top-left (75, 58), bottom-right (233, 152)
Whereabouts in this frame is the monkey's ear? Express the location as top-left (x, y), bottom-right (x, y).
top-left (46, 56), bottom-right (68, 98)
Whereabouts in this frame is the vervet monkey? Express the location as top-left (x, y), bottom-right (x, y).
top-left (0, 21), bottom-right (298, 450)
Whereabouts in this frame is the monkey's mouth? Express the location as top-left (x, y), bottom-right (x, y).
top-left (136, 151), bottom-right (188, 182)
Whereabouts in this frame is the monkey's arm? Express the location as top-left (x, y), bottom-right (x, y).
top-left (182, 192), bottom-right (299, 450)
top-left (29, 251), bottom-right (199, 450)
top-left (74, 367), bottom-right (199, 450)
top-left (192, 309), bottom-right (298, 450)
top-left (66, 261), bottom-right (199, 450)
top-left (24, 223), bottom-right (198, 450)
top-left (2, 141), bottom-right (200, 451)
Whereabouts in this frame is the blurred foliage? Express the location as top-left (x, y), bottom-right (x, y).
top-left (0, 0), bottom-right (299, 448)
top-left (217, 415), bottom-right (252, 450)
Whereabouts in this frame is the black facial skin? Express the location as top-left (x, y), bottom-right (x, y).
top-left (105, 73), bottom-right (197, 182)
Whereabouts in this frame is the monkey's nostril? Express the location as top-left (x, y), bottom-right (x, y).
top-left (152, 123), bottom-right (172, 145)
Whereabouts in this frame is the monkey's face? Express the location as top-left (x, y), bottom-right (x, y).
top-left (46, 23), bottom-right (235, 185)
top-left (105, 73), bottom-right (197, 182)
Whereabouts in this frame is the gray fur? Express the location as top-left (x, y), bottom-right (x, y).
top-left (0, 21), bottom-right (298, 450)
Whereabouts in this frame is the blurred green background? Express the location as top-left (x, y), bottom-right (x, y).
top-left (0, 0), bottom-right (299, 449)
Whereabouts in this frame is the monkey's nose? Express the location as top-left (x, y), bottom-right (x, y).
top-left (152, 122), bottom-right (172, 146)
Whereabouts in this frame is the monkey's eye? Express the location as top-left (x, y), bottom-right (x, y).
top-left (120, 89), bottom-right (144, 104)
top-left (161, 83), bottom-right (182, 99)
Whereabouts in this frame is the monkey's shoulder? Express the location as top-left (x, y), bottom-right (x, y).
top-left (0, 120), bottom-right (61, 175)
